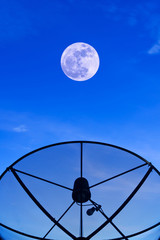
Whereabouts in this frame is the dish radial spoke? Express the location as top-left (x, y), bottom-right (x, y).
top-left (87, 166), bottom-right (153, 239)
top-left (10, 168), bottom-right (76, 240)
top-left (89, 163), bottom-right (148, 189)
top-left (13, 168), bottom-right (73, 191)
top-left (90, 200), bottom-right (128, 240)
top-left (43, 201), bottom-right (75, 238)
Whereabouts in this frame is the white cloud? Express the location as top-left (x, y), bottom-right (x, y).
top-left (148, 40), bottom-right (160, 54)
top-left (13, 124), bottom-right (28, 133)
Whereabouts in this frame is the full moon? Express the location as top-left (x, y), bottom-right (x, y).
top-left (61, 42), bottom-right (100, 81)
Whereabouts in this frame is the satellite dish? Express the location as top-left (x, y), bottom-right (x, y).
top-left (0, 141), bottom-right (160, 240)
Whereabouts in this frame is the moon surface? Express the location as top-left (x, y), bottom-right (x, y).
top-left (61, 42), bottom-right (100, 81)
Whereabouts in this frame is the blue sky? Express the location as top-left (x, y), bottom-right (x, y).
top-left (0, 0), bottom-right (160, 239)
top-left (0, 0), bottom-right (160, 175)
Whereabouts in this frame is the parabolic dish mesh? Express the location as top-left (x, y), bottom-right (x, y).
top-left (0, 141), bottom-right (159, 240)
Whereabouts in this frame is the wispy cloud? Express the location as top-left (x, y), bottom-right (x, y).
top-left (0, 110), bottom-right (84, 139)
top-left (148, 40), bottom-right (160, 54)
top-left (13, 124), bottom-right (28, 133)
top-left (0, 106), bottom-right (160, 174)
top-left (0, 109), bottom-right (87, 174)
top-left (95, 179), bottom-right (160, 195)
top-left (0, 109), bottom-right (93, 155)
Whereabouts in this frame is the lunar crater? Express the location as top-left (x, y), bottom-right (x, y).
top-left (61, 42), bottom-right (99, 81)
